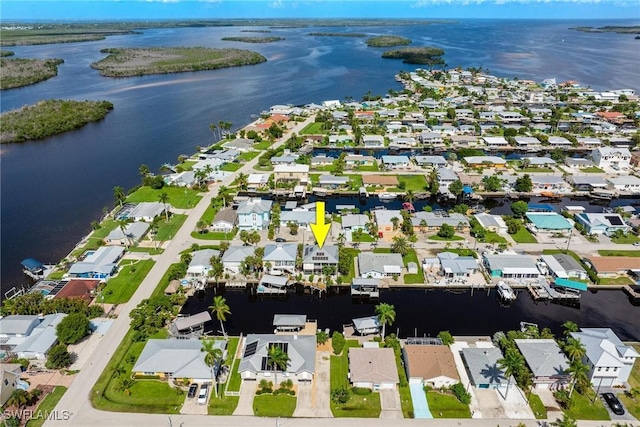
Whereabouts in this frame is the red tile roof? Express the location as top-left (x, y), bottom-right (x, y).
top-left (55, 279), bottom-right (100, 301)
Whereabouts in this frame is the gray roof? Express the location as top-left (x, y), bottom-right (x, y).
top-left (342, 214), bottom-right (369, 229)
top-left (221, 246), bottom-right (255, 263)
top-left (474, 213), bottom-right (506, 229)
top-left (461, 347), bottom-right (512, 387)
top-left (133, 339), bottom-right (226, 379)
top-left (565, 158), bottom-right (594, 167)
top-left (239, 334), bottom-right (316, 376)
top-left (382, 155), bottom-right (410, 164)
top-left (571, 328), bottom-right (640, 368)
top-left (172, 311), bottom-right (212, 332)
top-left (106, 222), bottom-right (150, 242)
top-left (551, 253), bottom-right (586, 274)
top-left (12, 313), bottom-right (67, 356)
top-left (0, 315), bottom-right (41, 336)
top-left (69, 246), bottom-right (124, 275)
top-left (237, 198), bottom-right (273, 215)
top-left (437, 168), bottom-right (458, 181)
top-left (303, 245), bottom-right (338, 264)
top-left (190, 249), bottom-right (220, 268)
top-left (129, 202), bottom-right (167, 219)
top-left (259, 275), bottom-right (289, 288)
top-left (352, 278), bottom-right (380, 288)
top-left (280, 210), bottom-right (315, 225)
top-left (483, 254), bottom-right (539, 274)
top-left (522, 157), bottom-right (556, 165)
top-left (353, 316), bottom-right (380, 332)
top-left (530, 175), bottom-right (566, 185)
top-left (514, 339), bottom-right (570, 377)
top-left (570, 175), bottom-right (607, 186)
top-left (213, 208), bottom-right (238, 225)
top-left (273, 314), bottom-right (307, 327)
top-left (264, 244), bottom-right (297, 262)
top-left (318, 175), bottom-right (349, 185)
top-left (412, 212), bottom-right (469, 228)
top-left (415, 155), bottom-right (447, 165)
top-left (437, 252), bottom-right (478, 275)
top-left (374, 209), bottom-right (403, 227)
top-left (358, 253), bottom-right (404, 276)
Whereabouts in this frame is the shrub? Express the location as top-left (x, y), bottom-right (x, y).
top-left (56, 312), bottom-right (90, 345)
top-left (46, 344), bottom-right (72, 369)
top-left (352, 387), bottom-right (372, 396)
top-left (331, 331), bottom-right (346, 355)
top-left (451, 382), bottom-right (471, 405)
top-left (331, 387), bottom-right (350, 404)
top-left (437, 330), bottom-right (454, 346)
top-left (316, 330), bottom-right (329, 345)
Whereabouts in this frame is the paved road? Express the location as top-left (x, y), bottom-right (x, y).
top-left (47, 117), bottom-right (314, 427)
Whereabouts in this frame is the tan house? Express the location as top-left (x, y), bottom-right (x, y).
top-left (362, 174), bottom-right (399, 187)
top-left (274, 164), bottom-right (309, 184)
top-left (349, 347), bottom-right (399, 390)
top-left (585, 256), bottom-right (640, 278)
top-left (403, 345), bottom-right (460, 388)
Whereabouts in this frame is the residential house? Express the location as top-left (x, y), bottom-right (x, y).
top-left (474, 213), bottom-right (508, 234)
top-left (525, 212), bottom-right (572, 233)
top-left (187, 249), bottom-right (220, 278)
top-left (273, 164), bottom-right (309, 185)
top-left (514, 137), bottom-right (542, 150)
top-left (564, 158), bottom-right (595, 170)
top-left (223, 138), bottom-right (255, 152)
top-left (585, 256), bottom-right (640, 277)
top-left (591, 147), bottom-right (631, 170)
top-left (302, 245), bottom-right (339, 273)
top-left (132, 339), bottom-right (227, 382)
top-left (349, 347), bottom-right (399, 390)
top-left (461, 347), bottom-right (511, 391)
top-left (411, 212), bottom-right (470, 232)
top-left (169, 311), bottom-right (212, 337)
top-left (570, 328), bottom-right (640, 387)
top-left (437, 252), bottom-right (479, 278)
top-left (68, 246), bottom-right (124, 279)
top-left (221, 246), bottom-right (255, 274)
top-left (450, 135), bottom-right (481, 147)
top-left (345, 154), bottom-right (376, 169)
top-left (574, 213), bottom-right (629, 235)
top-left (280, 209), bottom-right (315, 229)
top-left (482, 137), bottom-right (510, 147)
top-left (607, 176), bottom-right (640, 193)
top-left (128, 202), bottom-right (168, 222)
top-left (237, 198), bottom-right (273, 231)
top-left (530, 175), bottom-right (568, 192)
top-left (318, 175), bottom-right (349, 189)
top-left (381, 155), bottom-right (411, 170)
top-left (437, 168), bottom-right (459, 193)
top-left (363, 135), bottom-right (385, 147)
top-left (328, 135), bottom-right (353, 145)
top-left (238, 334), bottom-right (315, 384)
top-left (273, 314), bottom-right (308, 332)
top-left (270, 155), bottom-right (298, 166)
top-left (576, 137), bottom-right (602, 148)
top-left (362, 175), bottom-right (399, 188)
top-left (548, 136), bottom-right (573, 148)
top-left (415, 156), bottom-right (447, 168)
top-left (419, 132), bottom-right (444, 145)
top-left (374, 209), bottom-right (403, 237)
top-left (263, 243), bottom-right (298, 274)
top-left (521, 157), bottom-right (556, 168)
top-left (499, 111), bottom-right (525, 122)
top-left (211, 208), bottom-right (238, 233)
top-left (514, 339), bottom-right (570, 390)
top-left (482, 254), bottom-right (540, 279)
top-left (389, 136), bottom-right (417, 148)
top-left (0, 364), bottom-right (25, 406)
top-left (54, 278), bottom-right (101, 302)
top-left (105, 222), bottom-right (150, 246)
top-left (540, 254), bottom-right (588, 281)
top-left (463, 156), bottom-right (507, 168)
top-left (403, 344), bottom-right (460, 388)
top-left (1, 313), bottom-right (67, 360)
top-left (247, 174), bottom-right (269, 190)
top-left (341, 214), bottom-right (369, 232)
top-left (358, 253), bottom-right (404, 278)
top-left (569, 176), bottom-right (608, 191)
top-left (310, 155), bottom-right (335, 167)
top-left (165, 171), bottom-right (196, 188)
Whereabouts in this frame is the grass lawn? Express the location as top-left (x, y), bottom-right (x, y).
top-left (353, 163), bottom-right (379, 172)
top-left (352, 233), bottom-right (375, 243)
top-left (192, 230), bottom-right (236, 241)
top-left (428, 235), bottom-right (465, 241)
top-left (481, 231), bottom-right (507, 244)
top-left (300, 122), bottom-right (327, 134)
top-left (619, 344), bottom-right (640, 420)
top-left (238, 151), bottom-right (260, 162)
top-left (343, 174), bottom-right (364, 190)
top-left (565, 390), bottom-right (610, 420)
top-left (26, 386), bottom-right (68, 427)
top-left (221, 162), bottom-right (243, 172)
top-left (580, 166), bottom-right (605, 173)
top-left (253, 394), bottom-right (297, 417)
top-left (510, 226), bottom-right (538, 243)
top-left (208, 395), bottom-right (240, 415)
top-left (427, 390), bottom-right (471, 418)
top-left (611, 234), bottom-right (640, 244)
top-left (227, 359), bottom-right (242, 392)
top-left (339, 248), bottom-right (359, 283)
top-left (127, 186), bottom-right (202, 209)
top-left (398, 175), bottom-right (427, 192)
top-left (155, 214), bottom-right (187, 241)
top-left (598, 250), bottom-right (640, 257)
top-left (254, 141), bottom-right (273, 150)
top-left (599, 276), bottom-right (635, 286)
top-left (392, 348), bottom-right (413, 418)
top-left (528, 392), bottom-right (547, 419)
top-left (127, 246), bottom-right (164, 255)
top-left (175, 160), bottom-right (196, 172)
top-left (70, 220), bottom-right (119, 258)
top-left (403, 249), bottom-right (424, 285)
top-left (518, 167), bottom-right (554, 173)
top-left (101, 260), bottom-right (155, 304)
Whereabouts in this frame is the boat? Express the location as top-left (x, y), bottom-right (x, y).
top-left (359, 187), bottom-right (369, 198)
top-left (591, 190), bottom-right (616, 200)
top-left (496, 281), bottom-right (517, 301)
top-left (539, 191), bottom-right (562, 198)
top-left (378, 192), bottom-right (397, 201)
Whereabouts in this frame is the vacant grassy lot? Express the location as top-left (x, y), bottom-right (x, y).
top-left (300, 122), bottom-right (327, 134)
top-left (155, 214), bottom-right (187, 241)
top-left (427, 390), bottom-right (471, 418)
top-left (403, 249), bottom-right (424, 285)
top-left (26, 386), bottom-right (68, 427)
top-left (510, 225), bottom-right (538, 243)
top-left (238, 151), bottom-right (260, 161)
top-left (397, 175), bottom-right (427, 192)
top-left (599, 276), bottom-right (634, 286)
top-left (253, 394), bottom-right (297, 417)
top-left (221, 162), bottom-right (243, 172)
top-left (101, 259), bottom-right (155, 304)
top-left (611, 234), bottom-right (640, 244)
top-left (126, 186), bottom-right (201, 209)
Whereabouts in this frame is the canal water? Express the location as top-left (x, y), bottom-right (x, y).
top-left (181, 287), bottom-right (640, 341)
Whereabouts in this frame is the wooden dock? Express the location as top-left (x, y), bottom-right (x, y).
top-left (623, 285), bottom-right (640, 303)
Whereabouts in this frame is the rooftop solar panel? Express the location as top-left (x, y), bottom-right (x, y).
top-left (605, 215), bottom-right (624, 225)
top-left (244, 341), bottom-right (258, 358)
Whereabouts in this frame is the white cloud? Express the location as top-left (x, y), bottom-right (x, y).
top-left (412, 0), bottom-right (622, 5)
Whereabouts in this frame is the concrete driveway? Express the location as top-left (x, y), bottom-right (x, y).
top-left (473, 389), bottom-right (507, 419)
top-left (233, 381), bottom-right (256, 416)
top-left (379, 389), bottom-right (403, 419)
top-left (293, 350), bottom-right (332, 417)
top-left (597, 392), bottom-right (638, 423)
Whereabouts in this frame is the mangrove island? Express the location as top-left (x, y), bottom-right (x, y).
top-left (366, 35), bottom-right (411, 47)
top-left (0, 58), bottom-right (64, 90)
top-left (382, 46), bottom-right (446, 66)
top-left (220, 36), bottom-right (285, 43)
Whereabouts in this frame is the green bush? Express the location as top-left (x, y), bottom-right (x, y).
top-left (332, 331), bottom-right (346, 355)
top-left (450, 383), bottom-right (471, 405)
top-left (56, 312), bottom-right (90, 345)
top-left (352, 387), bottom-right (372, 396)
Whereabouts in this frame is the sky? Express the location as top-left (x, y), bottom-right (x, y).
top-left (1, 0), bottom-right (639, 21)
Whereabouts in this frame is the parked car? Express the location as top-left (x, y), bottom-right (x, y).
top-left (602, 392), bottom-right (625, 415)
top-left (198, 384), bottom-right (209, 405)
top-left (633, 242), bottom-right (640, 246)
top-left (188, 384), bottom-right (198, 399)
top-left (275, 238), bottom-right (287, 242)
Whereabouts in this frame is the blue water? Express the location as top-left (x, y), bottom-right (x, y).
top-left (2, 19), bottom-right (639, 291)
top-left (410, 382), bottom-right (433, 419)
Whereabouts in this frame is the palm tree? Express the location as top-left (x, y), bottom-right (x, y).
top-left (562, 321), bottom-right (579, 337)
top-left (498, 347), bottom-right (525, 399)
top-left (217, 185), bottom-right (231, 208)
top-left (336, 232), bottom-right (346, 248)
top-left (113, 186), bottom-right (126, 207)
top-left (375, 303), bottom-right (396, 339)
top-left (567, 359), bottom-right (590, 398)
top-left (267, 344), bottom-right (290, 387)
top-left (236, 172), bottom-right (248, 190)
top-left (118, 219), bottom-right (131, 247)
top-left (403, 189), bottom-right (415, 205)
top-left (194, 169), bottom-right (207, 188)
top-left (201, 339), bottom-right (224, 398)
top-left (203, 164), bottom-right (214, 183)
top-left (391, 235), bottom-right (410, 256)
top-left (158, 191), bottom-right (170, 222)
top-left (209, 257), bottom-right (224, 286)
top-left (139, 164), bottom-right (150, 179)
top-left (551, 412), bottom-right (578, 427)
top-left (209, 295), bottom-right (231, 338)
top-left (6, 389), bottom-right (29, 408)
top-left (563, 337), bottom-right (586, 362)
top-left (209, 123), bottom-right (219, 142)
top-left (390, 216), bottom-right (400, 230)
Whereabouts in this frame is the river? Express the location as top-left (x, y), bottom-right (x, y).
top-left (2, 19), bottom-right (639, 296)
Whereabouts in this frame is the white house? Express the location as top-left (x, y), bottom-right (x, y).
top-left (263, 243), bottom-right (298, 274)
top-left (571, 328), bottom-right (640, 387)
top-left (474, 213), bottom-right (508, 234)
top-left (607, 175), bottom-right (640, 193)
top-left (362, 135), bottom-right (385, 147)
top-left (591, 147), bottom-right (631, 170)
top-left (482, 253), bottom-right (540, 279)
top-left (105, 222), bottom-right (150, 246)
top-left (515, 339), bottom-right (570, 389)
top-left (221, 246), bottom-right (255, 274)
top-left (358, 253), bottom-right (404, 278)
top-left (1, 313), bottom-right (68, 360)
top-left (211, 208), bottom-right (238, 233)
top-left (129, 202), bottom-right (168, 222)
top-left (381, 155), bottom-right (411, 169)
top-left (574, 213), bottom-right (630, 236)
top-left (237, 198), bottom-right (273, 231)
top-left (187, 249), bottom-right (220, 278)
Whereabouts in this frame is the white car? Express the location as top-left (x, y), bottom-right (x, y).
top-left (197, 384), bottom-right (209, 405)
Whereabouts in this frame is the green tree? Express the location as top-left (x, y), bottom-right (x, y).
top-left (6, 389), bottom-right (29, 409)
top-left (498, 347), bottom-right (525, 398)
top-left (331, 331), bottom-right (346, 355)
top-left (551, 412), bottom-right (578, 427)
top-left (56, 312), bottom-right (90, 344)
top-left (316, 330), bottom-right (329, 345)
top-left (375, 303), bottom-right (396, 339)
top-left (201, 339), bottom-right (224, 398)
top-left (514, 174), bottom-right (533, 192)
top-left (390, 216), bottom-right (400, 231)
top-left (46, 344), bottom-right (72, 369)
top-left (562, 321), bottom-right (579, 337)
top-left (482, 175), bottom-right (504, 192)
top-left (427, 169), bottom-right (440, 193)
top-left (437, 223), bottom-right (455, 239)
top-left (236, 172), bottom-right (248, 190)
top-left (209, 257), bottom-right (224, 286)
top-left (288, 221), bottom-right (299, 236)
top-left (209, 295), bottom-right (231, 338)
top-left (563, 337), bottom-right (586, 362)
top-left (196, 220), bottom-right (208, 234)
top-left (267, 344), bottom-right (291, 386)
top-left (158, 191), bottom-right (170, 222)
top-left (113, 186), bottom-right (126, 207)
top-left (437, 330), bottom-right (454, 346)
top-left (391, 235), bottom-right (410, 256)
top-left (567, 359), bottom-right (590, 397)
top-left (510, 201), bottom-right (528, 218)
top-left (448, 179), bottom-right (464, 200)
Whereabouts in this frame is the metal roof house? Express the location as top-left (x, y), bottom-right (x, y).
top-left (540, 254), bottom-right (588, 280)
top-left (128, 202), bottom-right (168, 222)
top-left (237, 198), bottom-right (273, 231)
top-left (574, 213), bottom-right (630, 236)
top-left (514, 339), bottom-right (570, 389)
top-left (482, 254), bottom-right (540, 279)
top-left (302, 245), bottom-right (338, 273)
top-left (169, 311), bottom-right (212, 337)
top-left (263, 244), bottom-right (297, 274)
top-left (525, 212), bottom-right (572, 232)
top-left (68, 246), bottom-right (124, 280)
top-left (221, 246), bottom-right (255, 275)
top-left (239, 334), bottom-right (316, 384)
top-left (352, 316), bottom-right (381, 335)
top-left (187, 249), bottom-right (220, 278)
top-left (460, 347), bottom-right (511, 391)
top-left (358, 253), bottom-right (404, 278)
top-left (273, 314), bottom-right (307, 332)
top-left (105, 222), bottom-right (150, 246)
top-left (437, 252), bottom-right (479, 278)
top-left (7, 313), bottom-right (67, 360)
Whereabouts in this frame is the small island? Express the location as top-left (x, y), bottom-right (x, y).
top-left (308, 32), bottom-right (367, 37)
top-left (382, 46), bottom-right (445, 66)
top-left (221, 36), bottom-right (285, 43)
top-left (1, 50), bottom-right (14, 57)
top-left (572, 25), bottom-right (640, 34)
top-left (366, 35), bottom-right (411, 47)
top-left (90, 47), bottom-right (267, 77)
top-left (1, 58), bottom-right (64, 90)
top-left (240, 30), bottom-right (272, 33)
top-left (0, 99), bottom-right (114, 144)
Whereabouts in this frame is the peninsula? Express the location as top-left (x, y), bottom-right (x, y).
top-left (0, 99), bottom-right (114, 143)
top-left (90, 47), bottom-right (267, 77)
top-left (0, 57), bottom-right (64, 90)
top-left (572, 25), bottom-right (640, 34)
top-left (221, 36), bottom-right (284, 43)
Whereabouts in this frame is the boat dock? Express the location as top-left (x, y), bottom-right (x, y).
top-left (528, 279), bottom-right (581, 303)
top-left (623, 285), bottom-right (640, 303)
